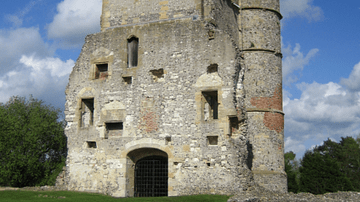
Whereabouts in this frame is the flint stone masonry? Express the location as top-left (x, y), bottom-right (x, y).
top-left (61, 0), bottom-right (286, 197)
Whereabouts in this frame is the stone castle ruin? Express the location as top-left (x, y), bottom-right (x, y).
top-left (63, 0), bottom-right (286, 197)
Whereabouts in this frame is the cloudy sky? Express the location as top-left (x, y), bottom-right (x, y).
top-left (1, 0), bottom-right (359, 159)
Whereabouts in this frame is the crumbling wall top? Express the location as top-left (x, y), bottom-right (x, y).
top-left (101, 0), bottom-right (203, 30)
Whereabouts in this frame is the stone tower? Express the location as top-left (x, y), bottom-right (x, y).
top-left (63, 0), bottom-right (286, 197)
top-left (238, 0), bottom-right (285, 191)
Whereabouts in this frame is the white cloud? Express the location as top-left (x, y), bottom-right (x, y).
top-left (0, 27), bottom-right (51, 73)
top-left (282, 43), bottom-right (318, 86)
top-left (20, 55), bottom-right (74, 78)
top-left (280, 0), bottom-right (324, 21)
top-left (47, 0), bottom-right (102, 48)
top-left (340, 62), bottom-right (360, 92)
top-left (285, 137), bottom-right (306, 155)
top-left (284, 62), bottom-right (360, 158)
top-left (0, 55), bottom-right (74, 109)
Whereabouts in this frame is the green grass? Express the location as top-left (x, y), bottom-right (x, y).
top-left (0, 191), bottom-right (230, 202)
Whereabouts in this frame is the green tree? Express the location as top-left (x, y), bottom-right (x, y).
top-left (0, 96), bottom-right (67, 187)
top-left (339, 137), bottom-right (360, 190)
top-left (317, 137), bottom-right (360, 191)
top-left (284, 151), bottom-right (299, 193)
top-left (299, 148), bottom-right (354, 194)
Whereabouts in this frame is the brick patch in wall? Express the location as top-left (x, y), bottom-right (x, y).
top-left (263, 112), bottom-right (284, 133)
top-left (139, 108), bottom-right (159, 133)
top-left (250, 85), bottom-right (282, 110)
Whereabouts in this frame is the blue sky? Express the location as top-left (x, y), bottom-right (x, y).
top-left (0, 0), bottom-right (359, 159)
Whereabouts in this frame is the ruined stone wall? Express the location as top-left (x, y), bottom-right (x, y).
top-left (63, 0), bottom-right (286, 197)
top-left (101, 0), bottom-right (205, 30)
top-left (64, 0), bottom-right (252, 196)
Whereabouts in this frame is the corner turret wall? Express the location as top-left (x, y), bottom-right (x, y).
top-left (237, 0), bottom-right (287, 192)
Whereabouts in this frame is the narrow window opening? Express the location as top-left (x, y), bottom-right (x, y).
top-left (207, 64), bottom-right (218, 73)
top-left (80, 98), bottom-right (94, 127)
top-left (229, 117), bottom-right (239, 136)
top-left (206, 163), bottom-right (211, 167)
top-left (123, 76), bottom-right (132, 85)
top-left (128, 37), bottom-right (139, 68)
top-left (105, 122), bottom-right (123, 138)
top-left (87, 141), bottom-right (97, 148)
top-left (95, 64), bottom-right (108, 79)
top-left (207, 136), bottom-right (218, 146)
top-left (202, 91), bottom-right (218, 120)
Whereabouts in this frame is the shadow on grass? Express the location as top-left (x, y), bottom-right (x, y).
top-left (0, 191), bottom-right (231, 202)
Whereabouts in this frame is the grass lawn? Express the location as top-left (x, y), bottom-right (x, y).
top-left (0, 191), bottom-right (231, 202)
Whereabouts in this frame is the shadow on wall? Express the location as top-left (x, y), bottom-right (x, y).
top-left (246, 141), bottom-right (253, 170)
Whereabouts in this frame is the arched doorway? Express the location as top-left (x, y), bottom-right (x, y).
top-left (135, 156), bottom-right (168, 197)
top-left (126, 148), bottom-right (168, 197)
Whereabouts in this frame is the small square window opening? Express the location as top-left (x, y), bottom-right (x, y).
top-left (95, 64), bottom-right (108, 79)
top-left (207, 136), bottom-right (218, 146)
top-left (105, 122), bottom-right (123, 138)
top-left (123, 76), bottom-right (132, 84)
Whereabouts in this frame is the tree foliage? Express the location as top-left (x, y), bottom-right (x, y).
top-left (316, 137), bottom-right (360, 191)
top-left (297, 137), bottom-right (360, 194)
top-left (299, 149), bottom-right (354, 194)
top-left (284, 151), bottom-right (299, 193)
top-left (0, 96), bottom-right (67, 187)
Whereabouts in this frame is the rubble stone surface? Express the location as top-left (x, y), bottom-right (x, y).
top-left (62, 0), bottom-right (286, 197)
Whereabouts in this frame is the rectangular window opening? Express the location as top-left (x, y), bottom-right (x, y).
top-left (229, 117), bottom-right (239, 136)
top-left (207, 136), bottom-right (218, 146)
top-left (122, 76), bottom-right (132, 85)
top-left (128, 37), bottom-right (139, 68)
top-left (87, 141), bottom-right (97, 148)
top-left (105, 122), bottom-right (123, 138)
top-left (202, 91), bottom-right (218, 120)
top-left (80, 98), bottom-right (94, 128)
top-left (95, 64), bottom-right (108, 79)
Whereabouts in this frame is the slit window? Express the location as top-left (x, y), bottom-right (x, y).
top-left (80, 98), bottom-right (94, 127)
top-left (95, 64), bottom-right (108, 79)
top-left (128, 37), bottom-right (139, 68)
top-left (105, 122), bottom-right (123, 138)
top-left (202, 91), bottom-right (218, 120)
